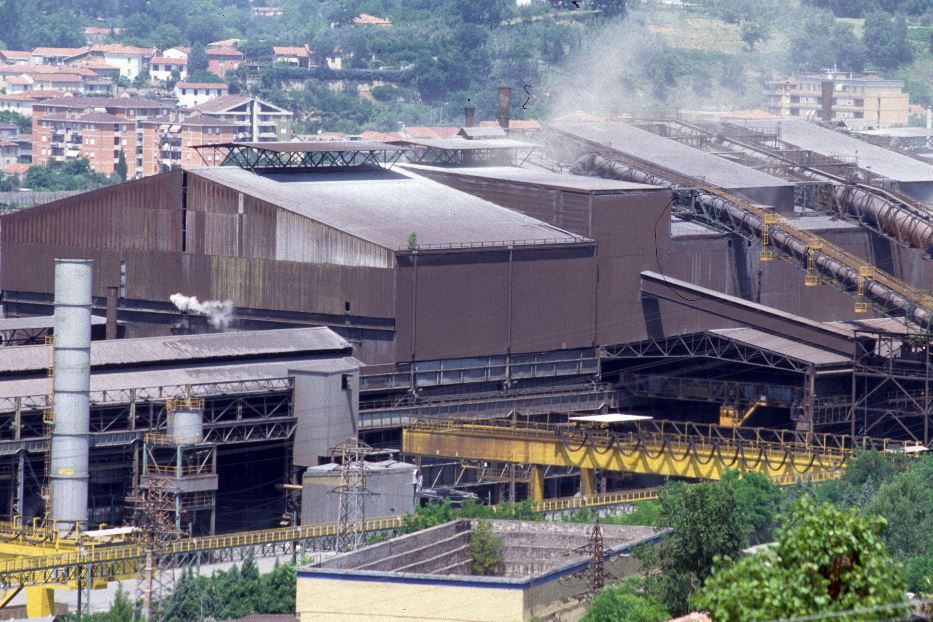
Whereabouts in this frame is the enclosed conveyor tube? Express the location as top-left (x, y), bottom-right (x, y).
top-left (685, 127), bottom-right (933, 256)
top-left (573, 153), bottom-right (933, 331)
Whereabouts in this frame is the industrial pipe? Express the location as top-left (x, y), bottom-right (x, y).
top-left (51, 259), bottom-right (93, 533)
top-left (574, 154), bottom-right (933, 331)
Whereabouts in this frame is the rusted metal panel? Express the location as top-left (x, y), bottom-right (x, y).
top-left (274, 209), bottom-right (392, 268)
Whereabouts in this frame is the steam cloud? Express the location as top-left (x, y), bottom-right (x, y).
top-left (170, 293), bottom-right (234, 330)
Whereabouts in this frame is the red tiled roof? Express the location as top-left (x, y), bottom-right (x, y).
top-left (42, 110), bottom-right (123, 123)
top-left (359, 130), bottom-right (403, 141)
top-left (0, 50), bottom-right (31, 60)
top-left (90, 44), bottom-right (156, 56)
top-left (273, 46), bottom-right (310, 57)
top-left (35, 74), bottom-right (83, 83)
top-left (0, 93), bottom-right (38, 101)
top-left (192, 95), bottom-right (251, 112)
top-left (31, 47), bottom-right (88, 57)
top-left (667, 614), bottom-right (712, 622)
top-left (24, 90), bottom-right (67, 99)
top-left (402, 126), bottom-right (460, 139)
top-left (206, 47), bottom-right (243, 58)
top-left (38, 96), bottom-right (167, 109)
top-left (2, 163), bottom-right (29, 175)
top-left (5, 76), bottom-right (31, 85)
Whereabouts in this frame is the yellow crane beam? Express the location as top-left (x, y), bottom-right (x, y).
top-left (402, 419), bottom-right (910, 499)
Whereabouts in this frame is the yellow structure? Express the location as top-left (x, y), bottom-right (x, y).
top-left (401, 419), bottom-right (899, 500)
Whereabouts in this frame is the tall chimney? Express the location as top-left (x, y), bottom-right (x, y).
top-left (464, 106), bottom-right (475, 128)
top-left (105, 286), bottom-right (118, 340)
top-left (50, 259), bottom-right (93, 533)
top-left (497, 86), bottom-right (512, 129)
top-left (820, 80), bottom-right (834, 124)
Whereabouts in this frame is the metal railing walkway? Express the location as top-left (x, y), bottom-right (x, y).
top-left (403, 418), bottom-right (915, 483)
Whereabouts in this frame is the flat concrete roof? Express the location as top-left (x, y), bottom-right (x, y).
top-left (734, 119), bottom-right (933, 183)
top-left (402, 163), bottom-right (666, 193)
top-left (555, 122), bottom-right (794, 190)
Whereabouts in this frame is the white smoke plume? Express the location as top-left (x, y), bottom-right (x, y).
top-left (170, 293), bottom-right (234, 331)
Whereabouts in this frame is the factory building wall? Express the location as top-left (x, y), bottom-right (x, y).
top-left (394, 245), bottom-right (597, 361)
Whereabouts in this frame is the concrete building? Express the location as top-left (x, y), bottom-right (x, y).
top-left (82, 44), bottom-right (156, 80)
top-left (138, 112), bottom-right (236, 174)
top-left (297, 520), bottom-right (660, 622)
top-left (174, 82), bottom-right (229, 108)
top-left (0, 93), bottom-right (38, 117)
top-left (767, 71), bottom-right (910, 128)
top-left (194, 96), bottom-right (293, 142)
top-left (31, 96), bottom-right (171, 177)
top-left (0, 50), bottom-right (32, 65)
top-left (273, 46), bottom-right (315, 68)
top-left (149, 56), bottom-right (188, 83)
top-left (30, 47), bottom-right (88, 66)
top-left (0, 139), bottom-right (19, 169)
top-left (301, 460), bottom-right (416, 524)
top-left (206, 46), bottom-right (243, 78)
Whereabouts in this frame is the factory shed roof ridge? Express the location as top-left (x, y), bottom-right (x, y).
top-left (556, 122), bottom-right (794, 190)
top-left (187, 166), bottom-right (589, 251)
top-left (402, 163), bottom-right (666, 193)
top-left (0, 326), bottom-right (351, 374)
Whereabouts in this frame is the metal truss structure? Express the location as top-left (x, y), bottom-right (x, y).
top-left (196, 142), bottom-right (407, 173)
top-left (603, 332), bottom-right (822, 373)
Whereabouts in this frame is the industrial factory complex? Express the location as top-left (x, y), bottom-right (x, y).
top-left (0, 89), bottom-right (932, 618)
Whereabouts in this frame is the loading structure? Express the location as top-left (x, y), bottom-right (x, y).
top-left (640, 117), bottom-right (933, 258)
top-left (553, 128), bottom-right (933, 331)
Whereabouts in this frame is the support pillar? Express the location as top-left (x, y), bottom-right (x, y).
top-left (580, 468), bottom-right (596, 497)
top-left (25, 587), bottom-right (53, 618)
top-left (528, 465), bottom-right (544, 502)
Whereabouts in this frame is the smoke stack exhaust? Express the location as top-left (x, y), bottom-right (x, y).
top-left (464, 106), bottom-right (475, 128)
top-left (497, 86), bottom-right (511, 129)
top-left (820, 80), bottom-right (834, 124)
top-left (51, 259), bottom-right (93, 533)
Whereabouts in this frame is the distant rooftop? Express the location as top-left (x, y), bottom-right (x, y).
top-left (556, 122), bottom-right (793, 190)
top-left (734, 119), bottom-right (933, 183)
top-left (402, 163), bottom-right (665, 193)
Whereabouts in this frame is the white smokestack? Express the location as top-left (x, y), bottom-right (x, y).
top-left (170, 293), bottom-right (234, 330)
top-left (51, 259), bottom-right (93, 534)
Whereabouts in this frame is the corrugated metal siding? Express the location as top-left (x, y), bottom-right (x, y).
top-left (557, 192), bottom-right (592, 234)
top-left (274, 210), bottom-right (392, 268)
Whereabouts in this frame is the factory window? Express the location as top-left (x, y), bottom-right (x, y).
top-left (341, 374), bottom-right (353, 390)
top-left (855, 112), bottom-right (864, 119)
top-left (790, 108), bottom-right (800, 116)
top-left (345, 301), bottom-right (351, 312)
top-left (854, 99), bottom-right (864, 107)
top-left (790, 95), bottom-right (800, 103)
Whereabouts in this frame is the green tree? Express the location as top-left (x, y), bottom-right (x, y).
top-left (692, 496), bottom-right (910, 621)
top-left (864, 454), bottom-right (933, 561)
top-left (0, 111), bottom-right (31, 134)
top-left (106, 584), bottom-right (134, 622)
top-left (863, 10), bottom-right (914, 70)
top-left (722, 470), bottom-right (781, 544)
top-left (114, 151), bottom-right (128, 183)
top-left (468, 519), bottom-right (504, 575)
top-left (187, 44), bottom-right (209, 74)
top-left (641, 480), bottom-right (749, 615)
top-left (581, 578), bottom-right (669, 622)
top-left (257, 561), bottom-right (296, 613)
top-left (739, 19), bottom-right (769, 50)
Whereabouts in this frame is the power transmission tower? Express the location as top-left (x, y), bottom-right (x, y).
top-left (129, 476), bottom-right (177, 621)
top-left (575, 520), bottom-right (605, 598)
top-left (331, 439), bottom-right (378, 553)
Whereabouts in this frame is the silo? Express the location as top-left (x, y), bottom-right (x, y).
top-left (168, 400), bottom-right (204, 445)
top-left (50, 259), bottom-right (93, 533)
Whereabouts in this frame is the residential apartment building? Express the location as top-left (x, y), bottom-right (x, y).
top-left (0, 93), bottom-right (40, 117)
top-left (0, 139), bottom-right (19, 169)
top-left (273, 45), bottom-right (315, 68)
top-left (193, 95), bottom-right (292, 141)
top-left (0, 50), bottom-right (31, 65)
top-left (30, 47), bottom-right (88, 65)
top-left (32, 96), bottom-right (171, 177)
top-left (69, 45), bottom-right (156, 80)
top-left (174, 82), bottom-right (228, 108)
top-left (206, 47), bottom-right (243, 78)
top-left (767, 71), bottom-right (910, 128)
top-left (150, 56), bottom-right (188, 83)
top-left (138, 112), bottom-right (235, 175)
